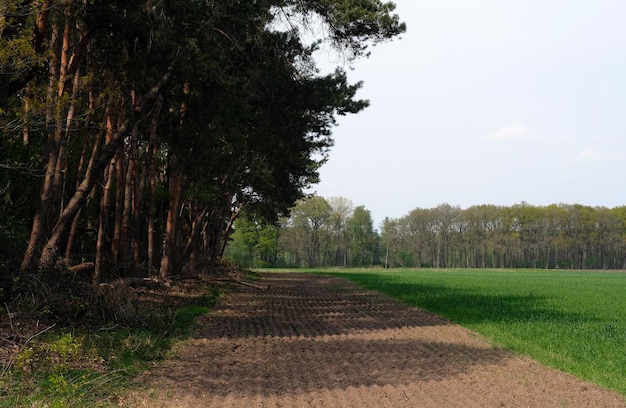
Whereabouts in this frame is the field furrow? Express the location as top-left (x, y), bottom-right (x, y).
top-left (122, 272), bottom-right (626, 407)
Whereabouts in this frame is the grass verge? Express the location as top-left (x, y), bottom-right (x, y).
top-left (0, 283), bottom-right (221, 407)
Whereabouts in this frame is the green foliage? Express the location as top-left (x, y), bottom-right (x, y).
top-left (0, 2), bottom-right (43, 76)
top-left (225, 214), bottom-right (282, 267)
top-left (288, 0), bottom-right (406, 59)
top-left (322, 268), bottom-right (626, 396)
top-left (4, 331), bottom-right (112, 407)
top-left (380, 202), bottom-right (626, 270)
top-left (1, 286), bottom-right (220, 406)
top-left (347, 205), bottom-right (378, 266)
top-left (231, 196), bottom-right (381, 268)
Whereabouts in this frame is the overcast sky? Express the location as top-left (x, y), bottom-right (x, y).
top-left (309, 0), bottom-right (626, 227)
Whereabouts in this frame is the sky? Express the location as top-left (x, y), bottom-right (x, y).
top-left (309, 0), bottom-right (626, 227)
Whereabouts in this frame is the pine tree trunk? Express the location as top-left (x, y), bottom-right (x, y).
top-left (159, 166), bottom-right (185, 279)
top-left (145, 96), bottom-right (162, 275)
top-left (21, 18), bottom-right (61, 272)
top-left (120, 123), bottom-right (138, 269)
top-left (21, 84), bottom-right (31, 147)
top-left (36, 70), bottom-right (172, 275)
top-left (64, 120), bottom-right (96, 260)
top-left (111, 147), bottom-right (125, 266)
top-left (93, 109), bottom-right (116, 283)
top-left (158, 81), bottom-right (189, 279)
top-left (120, 87), bottom-right (139, 269)
top-left (49, 1), bottom-right (74, 227)
top-left (94, 160), bottom-right (113, 283)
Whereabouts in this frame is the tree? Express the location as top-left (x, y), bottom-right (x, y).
top-left (460, 205), bottom-right (503, 268)
top-left (287, 196), bottom-right (332, 267)
top-left (347, 205), bottom-right (378, 266)
top-left (225, 213), bottom-right (282, 268)
top-left (404, 208), bottom-right (435, 268)
top-left (428, 204), bottom-right (460, 267)
top-left (380, 217), bottom-right (401, 268)
top-left (327, 197), bottom-right (354, 266)
top-left (0, 0), bottom-right (406, 289)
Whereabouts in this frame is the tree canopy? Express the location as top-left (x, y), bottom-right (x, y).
top-left (0, 0), bottom-right (405, 292)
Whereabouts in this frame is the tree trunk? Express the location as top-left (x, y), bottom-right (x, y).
top-left (120, 123), bottom-right (138, 269)
top-left (21, 3), bottom-right (94, 272)
top-left (49, 1), bottom-right (75, 228)
top-left (21, 17), bottom-right (62, 272)
top-left (64, 86), bottom-right (98, 260)
top-left (21, 84), bottom-right (31, 147)
top-left (159, 80), bottom-right (190, 278)
top-left (93, 107), bottom-right (116, 283)
top-left (36, 69), bottom-right (172, 275)
top-left (182, 207), bottom-right (208, 274)
top-left (111, 146), bottom-right (125, 265)
top-left (94, 159), bottom-right (114, 283)
top-left (145, 96), bottom-right (162, 274)
top-left (159, 165), bottom-right (185, 279)
top-left (121, 87), bottom-right (140, 268)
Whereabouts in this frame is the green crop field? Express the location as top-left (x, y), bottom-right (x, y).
top-left (314, 268), bottom-right (626, 396)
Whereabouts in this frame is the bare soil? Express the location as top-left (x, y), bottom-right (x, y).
top-left (121, 272), bottom-right (626, 407)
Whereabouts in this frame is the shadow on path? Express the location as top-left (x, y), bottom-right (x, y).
top-left (158, 273), bottom-right (511, 395)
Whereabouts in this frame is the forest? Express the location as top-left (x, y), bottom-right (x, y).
top-left (0, 1), bottom-right (405, 300)
top-left (225, 196), bottom-right (626, 270)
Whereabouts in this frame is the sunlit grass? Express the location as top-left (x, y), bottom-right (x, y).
top-left (311, 268), bottom-right (626, 396)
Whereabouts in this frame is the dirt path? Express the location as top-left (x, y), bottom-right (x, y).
top-left (122, 272), bottom-right (626, 407)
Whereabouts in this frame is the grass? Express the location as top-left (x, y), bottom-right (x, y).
top-left (311, 268), bottom-right (626, 396)
top-left (1, 287), bottom-right (220, 407)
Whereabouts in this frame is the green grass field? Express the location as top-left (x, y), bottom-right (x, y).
top-left (312, 268), bottom-right (626, 396)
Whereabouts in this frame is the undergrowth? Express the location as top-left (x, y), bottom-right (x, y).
top-left (0, 279), bottom-right (221, 407)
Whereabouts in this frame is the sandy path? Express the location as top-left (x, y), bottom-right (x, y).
top-left (122, 272), bottom-right (626, 407)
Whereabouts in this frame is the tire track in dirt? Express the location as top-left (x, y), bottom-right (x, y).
top-left (122, 272), bottom-right (626, 407)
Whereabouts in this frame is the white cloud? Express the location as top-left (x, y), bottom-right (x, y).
top-left (572, 149), bottom-right (621, 162)
top-left (484, 124), bottom-right (534, 141)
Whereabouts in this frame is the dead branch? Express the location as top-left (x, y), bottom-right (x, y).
top-left (66, 262), bottom-right (95, 275)
top-left (99, 277), bottom-right (170, 290)
top-left (212, 278), bottom-right (269, 290)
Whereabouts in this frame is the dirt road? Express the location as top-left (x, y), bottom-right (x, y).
top-left (122, 272), bottom-right (626, 407)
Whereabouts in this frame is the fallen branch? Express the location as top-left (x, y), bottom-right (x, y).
top-left (99, 277), bottom-right (170, 290)
top-left (212, 278), bottom-right (269, 290)
top-left (66, 262), bottom-right (95, 275)
top-left (24, 323), bottom-right (56, 345)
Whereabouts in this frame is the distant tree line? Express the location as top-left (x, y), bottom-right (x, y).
top-left (226, 198), bottom-right (626, 270)
top-left (383, 202), bottom-right (626, 270)
top-left (0, 1), bottom-right (405, 297)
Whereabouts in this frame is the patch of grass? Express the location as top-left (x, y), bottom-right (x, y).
top-left (317, 268), bottom-right (626, 396)
top-left (1, 284), bottom-right (221, 407)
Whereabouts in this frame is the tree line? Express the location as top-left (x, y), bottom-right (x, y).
top-left (227, 196), bottom-right (380, 268)
top-left (226, 197), bottom-right (626, 270)
top-left (0, 1), bottom-right (405, 296)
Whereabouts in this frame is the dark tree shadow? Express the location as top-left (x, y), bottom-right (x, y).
top-left (325, 271), bottom-right (589, 326)
top-left (145, 272), bottom-right (525, 396)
